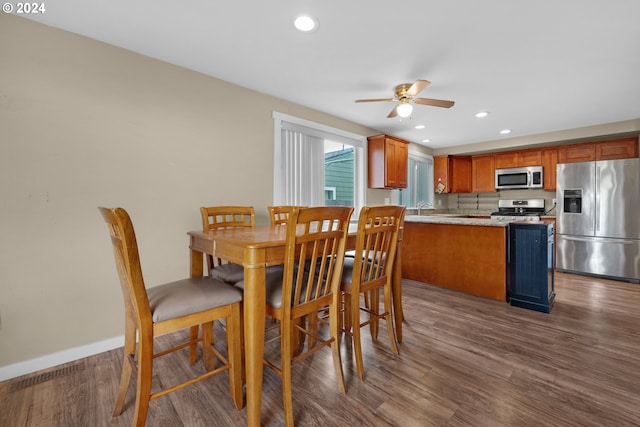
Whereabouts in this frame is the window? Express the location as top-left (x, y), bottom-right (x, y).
top-left (273, 112), bottom-right (366, 213)
top-left (396, 151), bottom-right (434, 209)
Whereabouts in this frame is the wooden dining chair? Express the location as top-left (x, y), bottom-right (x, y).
top-left (341, 205), bottom-right (405, 381)
top-left (200, 206), bottom-right (255, 284)
top-left (99, 207), bottom-right (244, 426)
top-left (267, 205), bottom-right (303, 226)
top-left (264, 206), bottom-right (353, 427)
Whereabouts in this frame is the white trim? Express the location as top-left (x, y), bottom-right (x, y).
top-left (0, 335), bottom-right (124, 381)
top-left (272, 112), bottom-right (366, 145)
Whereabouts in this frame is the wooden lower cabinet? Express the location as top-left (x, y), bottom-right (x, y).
top-left (402, 222), bottom-right (507, 301)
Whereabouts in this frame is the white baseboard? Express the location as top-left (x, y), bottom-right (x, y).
top-left (0, 335), bottom-right (124, 382)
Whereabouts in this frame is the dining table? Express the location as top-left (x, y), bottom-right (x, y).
top-left (188, 222), bottom-right (404, 426)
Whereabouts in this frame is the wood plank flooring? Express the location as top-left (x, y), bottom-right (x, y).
top-left (2, 272), bottom-right (640, 426)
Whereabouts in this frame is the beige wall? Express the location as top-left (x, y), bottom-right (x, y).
top-left (0, 15), bottom-right (387, 370)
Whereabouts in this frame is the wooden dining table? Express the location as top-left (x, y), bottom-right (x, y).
top-left (188, 223), bottom-right (404, 426)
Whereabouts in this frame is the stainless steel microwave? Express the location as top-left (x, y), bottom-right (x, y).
top-left (495, 166), bottom-right (543, 190)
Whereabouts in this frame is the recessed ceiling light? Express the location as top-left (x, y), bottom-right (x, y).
top-left (500, 129), bottom-right (512, 135)
top-left (475, 111), bottom-right (489, 118)
top-left (414, 124), bottom-right (425, 129)
top-left (294, 15), bottom-right (318, 32)
top-left (421, 139), bottom-right (431, 143)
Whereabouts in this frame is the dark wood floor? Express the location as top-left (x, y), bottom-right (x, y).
top-left (2, 272), bottom-right (640, 426)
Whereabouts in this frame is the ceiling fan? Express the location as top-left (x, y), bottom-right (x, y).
top-left (355, 79), bottom-right (455, 118)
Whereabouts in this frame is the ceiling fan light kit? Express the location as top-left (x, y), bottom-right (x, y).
top-left (355, 79), bottom-right (455, 119)
top-left (396, 101), bottom-right (413, 118)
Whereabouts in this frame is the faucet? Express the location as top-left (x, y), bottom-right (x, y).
top-left (416, 200), bottom-right (427, 216)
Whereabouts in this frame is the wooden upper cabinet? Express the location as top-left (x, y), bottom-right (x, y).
top-left (367, 134), bottom-right (409, 188)
top-left (595, 137), bottom-right (639, 160)
top-left (472, 154), bottom-right (496, 193)
top-left (494, 152), bottom-right (519, 169)
top-left (542, 148), bottom-right (558, 191)
top-left (519, 150), bottom-right (543, 166)
top-left (434, 155), bottom-right (472, 193)
top-left (557, 143), bottom-right (596, 163)
top-left (557, 137), bottom-right (639, 163)
top-left (495, 149), bottom-right (542, 169)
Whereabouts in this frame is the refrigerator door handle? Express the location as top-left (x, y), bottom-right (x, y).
top-left (595, 164), bottom-right (600, 233)
top-left (560, 235), bottom-right (636, 245)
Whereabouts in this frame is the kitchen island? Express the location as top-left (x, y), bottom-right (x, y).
top-left (402, 215), bottom-right (510, 300)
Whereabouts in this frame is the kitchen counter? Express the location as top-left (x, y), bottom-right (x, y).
top-left (401, 218), bottom-right (508, 300)
top-left (404, 214), bottom-right (511, 227)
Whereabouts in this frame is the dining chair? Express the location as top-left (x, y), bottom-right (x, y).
top-left (98, 207), bottom-right (244, 426)
top-left (341, 205), bottom-right (405, 381)
top-left (264, 206), bottom-right (353, 427)
top-left (200, 206), bottom-right (255, 284)
top-left (267, 205), bottom-right (303, 226)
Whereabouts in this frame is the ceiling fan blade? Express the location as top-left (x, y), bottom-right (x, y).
top-left (406, 80), bottom-right (431, 97)
top-left (414, 97), bottom-right (455, 108)
top-left (355, 98), bottom-right (395, 103)
top-left (387, 106), bottom-right (399, 118)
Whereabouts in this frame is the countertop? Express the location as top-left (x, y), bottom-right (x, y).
top-left (404, 215), bottom-right (511, 227)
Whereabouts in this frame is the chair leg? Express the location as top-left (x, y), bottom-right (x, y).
top-left (202, 321), bottom-right (215, 371)
top-left (383, 284), bottom-right (399, 356)
top-left (113, 314), bottom-right (136, 417)
top-left (370, 289), bottom-right (380, 340)
top-left (189, 325), bottom-right (199, 365)
top-left (227, 304), bottom-right (244, 410)
top-left (281, 320), bottom-right (295, 427)
top-left (329, 302), bottom-right (346, 393)
top-left (343, 293), bottom-right (352, 334)
top-left (133, 336), bottom-right (153, 427)
top-left (351, 290), bottom-right (365, 381)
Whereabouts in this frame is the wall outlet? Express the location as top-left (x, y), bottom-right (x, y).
top-left (552, 198), bottom-right (557, 205)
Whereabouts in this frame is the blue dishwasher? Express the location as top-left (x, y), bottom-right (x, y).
top-left (508, 222), bottom-right (555, 313)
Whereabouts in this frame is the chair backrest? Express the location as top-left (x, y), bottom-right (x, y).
top-left (282, 206), bottom-right (353, 317)
top-left (351, 205), bottom-right (406, 290)
top-left (98, 207), bottom-right (151, 328)
top-left (268, 205), bottom-right (306, 226)
top-left (200, 206), bottom-right (255, 232)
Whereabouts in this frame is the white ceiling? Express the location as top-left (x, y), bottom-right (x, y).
top-left (22, 0), bottom-right (640, 149)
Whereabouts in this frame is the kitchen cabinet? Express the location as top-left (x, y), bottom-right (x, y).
top-left (557, 137), bottom-right (639, 164)
top-left (471, 154), bottom-right (496, 193)
top-left (558, 143), bottom-right (596, 163)
top-left (508, 222), bottom-right (555, 313)
top-left (495, 149), bottom-right (542, 169)
top-left (402, 221), bottom-right (507, 301)
top-left (434, 155), bottom-right (472, 193)
top-left (542, 148), bottom-right (558, 191)
top-left (367, 134), bottom-right (409, 188)
top-left (595, 137), bottom-right (639, 160)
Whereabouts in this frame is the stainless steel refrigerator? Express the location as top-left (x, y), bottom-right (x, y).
top-left (556, 158), bottom-right (640, 283)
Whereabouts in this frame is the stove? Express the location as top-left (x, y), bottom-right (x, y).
top-left (490, 199), bottom-right (545, 221)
